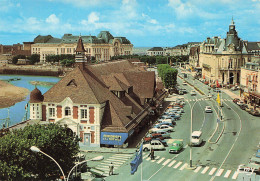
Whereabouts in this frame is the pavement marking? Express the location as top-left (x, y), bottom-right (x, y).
top-left (106, 159), bottom-right (126, 163)
top-left (215, 169), bottom-right (224, 176)
top-left (173, 161), bottom-right (182, 169)
top-left (157, 157), bottom-right (165, 164)
top-left (100, 162), bottom-right (121, 167)
top-left (201, 166), bottom-right (209, 174)
top-left (112, 154), bottom-right (132, 158)
top-left (224, 170), bottom-right (232, 178)
top-left (151, 156), bottom-right (160, 163)
top-left (209, 168), bottom-right (217, 175)
top-left (96, 167), bottom-right (109, 171)
top-left (143, 154), bottom-right (149, 159)
top-left (162, 159), bottom-right (171, 166)
top-left (114, 154), bottom-right (132, 157)
top-left (179, 163), bottom-right (188, 170)
top-left (146, 157), bottom-right (151, 161)
top-left (168, 160), bottom-right (176, 167)
top-left (109, 157), bottom-right (129, 161)
top-left (194, 166), bottom-right (202, 173)
top-left (103, 160), bottom-right (124, 165)
top-left (232, 171), bottom-right (239, 179)
top-left (167, 139), bottom-right (175, 144)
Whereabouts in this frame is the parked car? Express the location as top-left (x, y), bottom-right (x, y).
top-left (148, 129), bottom-right (170, 138)
top-left (143, 139), bottom-right (165, 151)
top-left (154, 122), bottom-right (175, 128)
top-left (144, 133), bottom-right (164, 142)
top-left (205, 106), bottom-right (213, 113)
top-left (249, 110), bottom-right (260, 117)
top-left (237, 101), bottom-right (244, 106)
top-left (169, 140), bottom-right (184, 154)
top-left (207, 94), bottom-right (213, 98)
top-left (231, 86), bottom-right (239, 91)
top-left (152, 138), bottom-right (168, 147)
top-left (213, 88), bottom-right (221, 92)
top-left (233, 98), bottom-right (240, 104)
top-left (180, 88), bottom-right (187, 94)
top-left (190, 90), bottom-right (196, 96)
top-left (182, 82), bottom-right (187, 86)
top-left (151, 125), bottom-right (174, 132)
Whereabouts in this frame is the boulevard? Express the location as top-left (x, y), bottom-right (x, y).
top-left (89, 68), bottom-right (260, 181)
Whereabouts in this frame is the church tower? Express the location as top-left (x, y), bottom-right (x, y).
top-left (75, 35), bottom-right (86, 68)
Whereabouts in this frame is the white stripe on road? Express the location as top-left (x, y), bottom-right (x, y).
top-left (143, 154), bottom-right (149, 159)
top-left (151, 156), bottom-right (160, 163)
top-left (146, 157), bottom-right (151, 161)
top-left (109, 157), bottom-right (128, 161)
top-left (162, 159), bottom-right (171, 166)
top-left (173, 161), bottom-right (182, 169)
top-left (215, 169), bottom-right (224, 176)
top-left (201, 166), bottom-right (209, 174)
top-left (179, 163), bottom-right (188, 170)
top-left (107, 159), bottom-right (125, 163)
top-left (194, 166), bottom-right (202, 173)
top-left (209, 168), bottom-right (217, 175)
top-left (224, 170), bottom-right (232, 178)
top-left (232, 171), bottom-right (239, 179)
top-left (168, 160), bottom-right (176, 167)
top-left (100, 163), bottom-right (120, 167)
top-left (114, 154), bottom-right (132, 157)
top-left (96, 167), bottom-right (109, 171)
top-left (103, 160), bottom-right (124, 165)
top-left (157, 158), bottom-right (165, 164)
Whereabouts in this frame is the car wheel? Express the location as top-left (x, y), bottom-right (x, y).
top-left (143, 147), bottom-right (149, 152)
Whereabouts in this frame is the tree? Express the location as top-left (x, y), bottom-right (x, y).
top-left (28, 54), bottom-right (40, 65)
top-left (12, 55), bottom-right (26, 64)
top-left (60, 59), bottom-right (75, 67)
top-left (157, 64), bottom-right (178, 88)
top-left (0, 124), bottom-right (80, 180)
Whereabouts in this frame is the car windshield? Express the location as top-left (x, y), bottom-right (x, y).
top-left (172, 143), bottom-right (178, 146)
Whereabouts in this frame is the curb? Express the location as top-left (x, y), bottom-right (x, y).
top-left (80, 149), bottom-right (136, 154)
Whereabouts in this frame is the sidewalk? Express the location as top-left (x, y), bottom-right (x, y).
top-left (221, 89), bottom-right (241, 99)
top-left (80, 146), bottom-right (137, 154)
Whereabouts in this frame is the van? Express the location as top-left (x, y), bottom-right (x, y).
top-left (191, 131), bottom-right (203, 146)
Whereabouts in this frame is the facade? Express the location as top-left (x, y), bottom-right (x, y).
top-left (199, 18), bottom-right (260, 86)
top-left (166, 45), bottom-right (188, 56)
top-left (31, 31), bottom-right (133, 62)
top-left (189, 46), bottom-right (200, 70)
top-left (146, 47), bottom-right (165, 56)
top-left (29, 37), bottom-right (164, 148)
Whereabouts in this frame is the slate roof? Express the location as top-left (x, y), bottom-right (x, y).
top-left (147, 47), bottom-right (164, 51)
top-left (246, 42), bottom-right (260, 51)
top-left (42, 60), bottom-right (155, 133)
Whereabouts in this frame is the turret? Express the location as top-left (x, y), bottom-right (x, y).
top-left (29, 87), bottom-right (43, 120)
top-left (75, 35), bottom-right (86, 69)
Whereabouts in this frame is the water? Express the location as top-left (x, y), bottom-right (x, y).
top-left (0, 74), bottom-right (60, 127)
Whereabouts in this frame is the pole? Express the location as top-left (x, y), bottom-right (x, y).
top-left (141, 160), bottom-right (143, 181)
top-left (40, 150), bottom-right (66, 180)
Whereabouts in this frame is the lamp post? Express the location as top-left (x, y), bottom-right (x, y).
top-left (67, 156), bottom-right (103, 181)
top-left (186, 99), bottom-right (199, 169)
top-left (30, 146), bottom-right (66, 180)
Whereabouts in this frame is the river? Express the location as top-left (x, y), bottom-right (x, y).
top-left (0, 74), bottom-right (60, 127)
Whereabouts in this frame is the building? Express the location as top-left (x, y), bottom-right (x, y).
top-left (146, 47), bottom-right (165, 56)
top-left (30, 31), bottom-right (133, 63)
top-left (29, 37), bottom-right (165, 147)
top-left (189, 46), bottom-right (200, 72)
top-left (199, 18), bottom-right (260, 86)
top-left (240, 62), bottom-right (260, 108)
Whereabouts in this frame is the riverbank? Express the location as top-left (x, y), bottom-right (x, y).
top-left (0, 80), bottom-right (30, 108)
top-left (0, 64), bottom-right (71, 77)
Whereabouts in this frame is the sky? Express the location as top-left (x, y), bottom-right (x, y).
top-left (0, 0), bottom-right (260, 47)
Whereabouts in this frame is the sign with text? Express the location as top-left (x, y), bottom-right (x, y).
top-left (100, 132), bottom-right (128, 145)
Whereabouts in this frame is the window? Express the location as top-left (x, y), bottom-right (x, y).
top-left (49, 108), bottom-right (55, 117)
top-left (81, 109), bottom-right (87, 119)
top-left (65, 107), bottom-right (71, 116)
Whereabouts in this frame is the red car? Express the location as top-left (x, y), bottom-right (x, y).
top-left (233, 98), bottom-right (240, 104)
top-left (144, 133), bottom-right (164, 142)
top-left (173, 104), bottom-right (183, 108)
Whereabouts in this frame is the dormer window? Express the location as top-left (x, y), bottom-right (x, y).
top-left (65, 107), bottom-right (71, 116)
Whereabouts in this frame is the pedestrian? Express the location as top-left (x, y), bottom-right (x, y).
top-left (151, 148), bottom-right (155, 160)
top-left (109, 162), bottom-right (114, 176)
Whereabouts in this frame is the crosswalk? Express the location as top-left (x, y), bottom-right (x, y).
top-left (93, 153), bottom-right (133, 176)
top-left (143, 153), bottom-right (239, 180)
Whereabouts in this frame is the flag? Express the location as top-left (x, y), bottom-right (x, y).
top-left (130, 144), bottom-right (143, 175)
top-left (216, 93), bottom-right (221, 106)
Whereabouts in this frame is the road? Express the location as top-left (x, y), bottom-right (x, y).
top-left (91, 68), bottom-right (260, 181)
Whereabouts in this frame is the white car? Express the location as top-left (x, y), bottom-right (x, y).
top-left (190, 90), bottom-right (196, 96)
top-left (237, 101), bottom-right (244, 106)
top-left (143, 139), bottom-right (165, 151)
top-left (182, 82), bottom-right (187, 85)
top-left (150, 125), bottom-right (174, 133)
top-left (205, 106), bottom-right (213, 113)
top-left (207, 94), bottom-right (212, 98)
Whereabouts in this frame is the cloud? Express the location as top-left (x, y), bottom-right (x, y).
top-left (142, 13), bottom-right (158, 24)
top-left (46, 14), bottom-right (60, 24)
top-left (48, 0), bottom-right (119, 7)
top-left (88, 12), bottom-right (99, 24)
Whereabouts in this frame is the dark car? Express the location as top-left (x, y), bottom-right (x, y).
top-left (249, 110), bottom-right (260, 117)
top-left (239, 104), bottom-right (248, 110)
top-left (233, 98), bottom-right (240, 104)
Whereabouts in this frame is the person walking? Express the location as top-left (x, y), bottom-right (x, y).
top-left (151, 148), bottom-right (155, 160)
top-left (109, 162), bottom-right (114, 176)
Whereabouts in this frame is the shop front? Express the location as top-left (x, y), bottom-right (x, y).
top-left (100, 132), bottom-right (128, 146)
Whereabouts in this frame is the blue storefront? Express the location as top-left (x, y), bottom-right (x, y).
top-left (100, 132), bottom-right (129, 146)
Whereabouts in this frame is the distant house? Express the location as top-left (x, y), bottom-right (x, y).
top-left (146, 47), bottom-right (165, 56)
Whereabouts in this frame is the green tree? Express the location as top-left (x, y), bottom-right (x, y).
top-left (60, 59), bottom-right (75, 67)
top-left (0, 124), bottom-right (80, 180)
top-left (28, 54), bottom-right (40, 65)
top-left (12, 55), bottom-right (26, 64)
top-left (157, 64), bottom-right (178, 88)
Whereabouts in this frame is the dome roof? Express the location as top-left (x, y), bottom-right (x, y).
top-left (30, 87), bottom-right (44, 103)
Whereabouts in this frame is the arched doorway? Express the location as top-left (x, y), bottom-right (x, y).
top-left (229, 72), bottom-right (234, 84)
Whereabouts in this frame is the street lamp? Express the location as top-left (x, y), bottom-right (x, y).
top-left (186, 99), bottom-right (199, 169)
top-left (67, 156), bottom-right (103, 181)
top-left (30, 146), bottom-right (66, 180)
